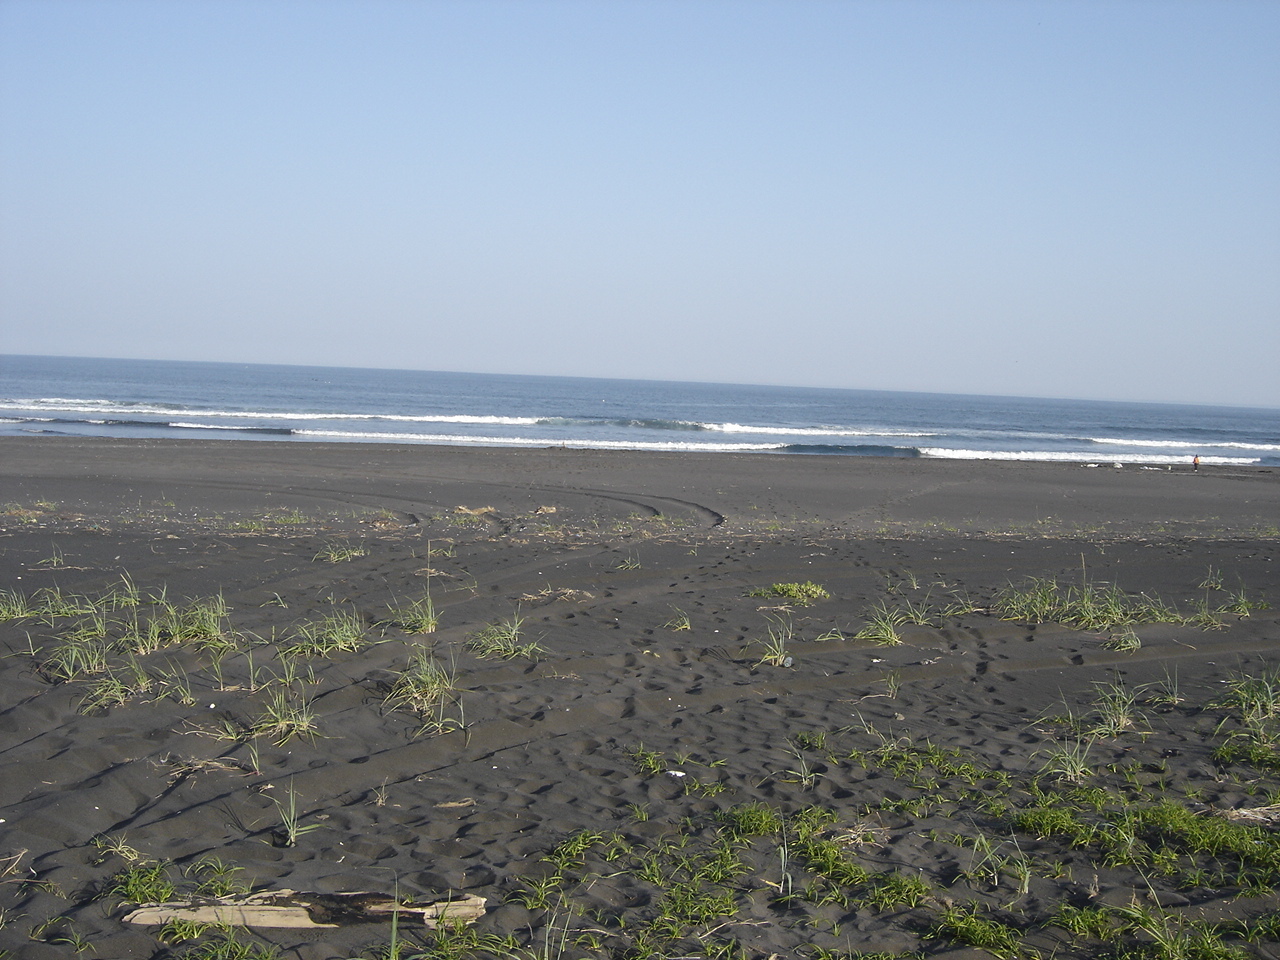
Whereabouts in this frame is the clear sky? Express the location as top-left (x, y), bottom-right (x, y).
top-left (1, 0), bottom-right (1277, 408)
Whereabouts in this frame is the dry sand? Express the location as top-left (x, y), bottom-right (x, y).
top-left (1, 438), bottom-right (1278, 959)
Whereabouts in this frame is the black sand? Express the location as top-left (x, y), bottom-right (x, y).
top-left (1, 438), bottom-right (1278, 959)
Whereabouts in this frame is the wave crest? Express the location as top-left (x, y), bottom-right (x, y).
top-left (920, 448), bottom-right (1259, 465)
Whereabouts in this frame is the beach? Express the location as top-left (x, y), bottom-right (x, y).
top-left (2, 438), bottom-right (1279, 959)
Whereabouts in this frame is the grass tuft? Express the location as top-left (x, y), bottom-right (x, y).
top-left (314, 542), bottom-right (368, 563)
top-left (251, 688), bottom-right (318, 745)
top-left (467, 612), bottom-right (543, 660)
top-left (752, 615), bottom-right (794, 667)
top-left (855, 601), bottom-right (906, 645)
top-left (386, 649), bottom-right (465, 735)
top-left (748, 581), bottom-right (830, 604)
top-left (282, 609), bottom-right (366, 657)
top-left (105, 861), bottom-right (176, 905)
top-left (931, 903), bottom-right (1022, 958)
top-left (385, 593), bottom-right (439, 634)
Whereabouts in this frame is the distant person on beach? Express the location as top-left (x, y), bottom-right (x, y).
top-left (1193, 455), bottom-right (1200, 471)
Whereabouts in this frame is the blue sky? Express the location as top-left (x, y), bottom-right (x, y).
top-left (1, 0), bottom-right (1277, 407)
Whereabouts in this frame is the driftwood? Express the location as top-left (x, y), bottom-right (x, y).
top-left (1220, 804), bottom-right (1280, 826)
top-left (453, 505), bottom-right (497, 516)
top-left (123, 890), bottom-right (486, 929)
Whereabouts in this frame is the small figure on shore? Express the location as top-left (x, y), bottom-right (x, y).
top-left (1193, 455), bottom-right (1200, 472)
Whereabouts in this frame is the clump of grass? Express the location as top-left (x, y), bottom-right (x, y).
top-left (517, 586), bottom-right (594, 605)
top-left (41, 631), bottom-right (112, 682)
top-left (747, 582), bottom-right (830, 604)
top-left (34, 544), bottom-right (68, 568)
top-left (467, 613), bottom-right (542, 660)
top-left (105, 861), bottom-right (176, 905)
top-left (993, 573), bottom-right (1180, 630)
top-left (33, 586), bottom-right (97, 618)
top-left (186, 856), bottom-right (252, 898)
top-left (270, 780), bottom-right (322, 847)
top-left (1215, 671), bottom-right (1280, 731)
top-left (29, 918), bottom-right (95, 953)
top-left (930, 903), bottom-right (1023, 958)
top-left (854, 601), bottom-right (906, 645)
top-left (0, 588), bottom-right (38, 620)
top-left (2, 501), bottom-right (51, 523)
top-left (1212, 671), bottom-right (1280, 763)
top-left (990, 564), bottom-right (1262, 634)
top-left (631, 744), bottom-right (667, 776)
top-left (92, 833), bottom-right (144, 863)
top-left (1051, 903), bottom-right (1120, 940)
top-left (718, 802), bottom-right (783, 838)
top-left (386, 650), bottom-right (464, 735)
top-left (860, 871), bottom-right (932, 910)
top-left (895, 594), bottom-right (939, 627)
top-left (282, 609), bottom-right (366, 657)
top-left (1038, 737), bottom-right (1094, 784)
top-left (156, 917), bottom-right (213, 946)
top-left (1218, 585), bottom-right (1266, 617)
top-left (941, 592), bottom-right (983, 617)
top-left (313, 541), bottom-right (367, 563)
top-left (387, 650), bottom-right (457, 712)
top-left (794, 730), bottom-right (826, 751)
top-left (752, 615), bottom-right (794, 667)
top-left (154, 594), bottom-right (235, 653)
top-left (1111, 904), bottom-right (1247, 960)
top-left (251, 688), bottom-right (318, 745)
top-left (117, 610), bottom-right (167, 655)
top-left (663, 607), bottom-right (692, 631)
top-left (778, 743), bottom-right (824, 790)
top-left (1012, 805), bottom-right (1089, 842)
top-left (79, 658), bottom-right (153, 713)
top-left (1199, 566), bottom-right (1225, 591)
top-left (1090, 679), bottom-right (1143, 737)
top-left (385, 593), bottom-right (439, 634)
top-left (180, 928), bottom-right (281, 960)
top-left (1104, 625), bottom-right (1142, 652)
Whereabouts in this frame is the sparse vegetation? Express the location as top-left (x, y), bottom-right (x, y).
top-left (751, 614), bottom-right (794, 666)
top-left (466, 612), bottom-right (542, 660)
top-left (282, 609), bottom-right (366, 657)
top-left (384, 592), bottom-right (439, 633)
top-left (314, 541), bottom-right (368, 563)
top-left (251, 687), bottom-right (318, 744)
top-left (663, 607), bottom-right (692, 631)
top-left (386, 649), bottom-right (465, 735)
top-left (748, 581), bottom-right (830, 604)
top-left (855, 600), bottom-right (906, 645)
top-left (105, 861), bottom-right (176, 905)
top-left (1, 523), bottom-right (1275, 960)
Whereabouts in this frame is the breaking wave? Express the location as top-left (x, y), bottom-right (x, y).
top-left (920, 448), bottom-right (1260, 465)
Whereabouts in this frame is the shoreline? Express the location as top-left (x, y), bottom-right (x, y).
top-left (1, 436), bottom-right (1277, 539)
top-left (1, 437), bottom-right (1278, 958)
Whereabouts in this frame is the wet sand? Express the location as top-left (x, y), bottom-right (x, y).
top-left (1, 438), bottom-right (1278, 959)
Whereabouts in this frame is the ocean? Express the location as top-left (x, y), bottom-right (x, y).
top-left (2, 355), bottom-right (1276, 466)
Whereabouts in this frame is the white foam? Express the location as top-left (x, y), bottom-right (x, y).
top-left (706, 422), bottom-right (934, 438)
top-left (294, 429), bottom-right (786, 452)
top-left (0, 397), bottom-right (113, 406)
top-left (1092, 437), bottom-right (1280, 452)
top-left (0, 399), bottom-right (543, 426)
top-left (169, 422), bottom-right (264, 431)
top-left (920, 448), bottom-right (1259, 465)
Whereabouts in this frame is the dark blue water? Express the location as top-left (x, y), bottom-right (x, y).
top-left (2, 355), bottom-right (1277, 465)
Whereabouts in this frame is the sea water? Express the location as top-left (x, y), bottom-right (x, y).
top-left (1, 355), bottom-right (1276, 466)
